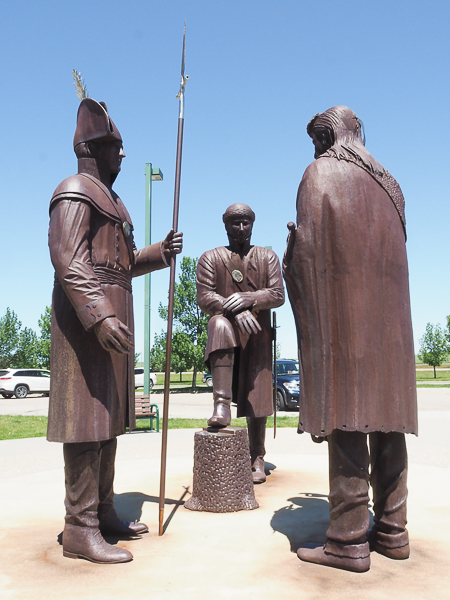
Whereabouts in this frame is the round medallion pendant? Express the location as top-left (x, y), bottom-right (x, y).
top-left (232, 269), bottom-right (244, 283)
top-left (123, 221), bottom-right (132, 237)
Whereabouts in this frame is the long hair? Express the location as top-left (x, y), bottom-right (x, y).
top-left (307, 106), bottom-right (384, 175)
top-left (307, 106), bottom-right (406, 238)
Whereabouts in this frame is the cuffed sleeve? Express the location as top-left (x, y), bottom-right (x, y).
top-left (76, 297), bottom-right (116, 330)
top-left (132, 241), bottom-right (169, 278)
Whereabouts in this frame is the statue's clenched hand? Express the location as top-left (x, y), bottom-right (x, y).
top-left (223, 292), bottom-right (255, 314)
top-left (234, 310), bottom-right (261, 335)
top-left (163, 229), bottom-right (183, 261)
top-left (94, 317), bottom-right (134, 355)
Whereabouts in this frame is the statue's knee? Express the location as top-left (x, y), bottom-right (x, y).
top-left (208, 315), bottom-right (233, 336)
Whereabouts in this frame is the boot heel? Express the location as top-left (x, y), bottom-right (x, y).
top-left (62, 550), bottom-right (79, 560)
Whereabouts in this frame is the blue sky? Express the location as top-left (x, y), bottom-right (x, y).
top-left (1, 0), bottom-right (449, 360)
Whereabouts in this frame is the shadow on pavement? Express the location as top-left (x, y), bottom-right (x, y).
top-left (271, 493), bottom-right (376, 553)
top-left (114, 488), bottom-right (191, 536)
top-left (264, 461), bottom-right (276, 477)
top-left (270, 493), bottom-right (329, 552)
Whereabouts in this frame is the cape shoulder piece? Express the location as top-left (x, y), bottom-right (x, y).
top-left (50, 173), bottom-right (123, 225)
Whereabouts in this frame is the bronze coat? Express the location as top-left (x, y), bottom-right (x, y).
top-left (283, 158), bottom-right (418, 437)
top-left (197, 246), bottom-right (285, 418)
top-left (47, 174), bottom-right (168, 443)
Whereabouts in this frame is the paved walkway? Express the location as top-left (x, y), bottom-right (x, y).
top-left (0, 390), bottom-right (449, 599)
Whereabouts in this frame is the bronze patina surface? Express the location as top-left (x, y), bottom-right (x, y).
top-left (48, 97), bottom-right (182, 563)
top-left (185, 427), bottom-right (258, 512)
top-left (283, 106), bottom-right (417, 572)
top-left (196, 204), bottom-right (284, 482)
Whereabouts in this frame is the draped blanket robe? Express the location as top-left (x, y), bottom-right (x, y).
top-left (283, 158), bottom-right (418, 437)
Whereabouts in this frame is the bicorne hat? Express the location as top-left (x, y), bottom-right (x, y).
top-left (73, 98), bottom-right (122, 149)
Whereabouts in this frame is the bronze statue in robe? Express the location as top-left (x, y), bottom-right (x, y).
top-left (48, 98), bottom-right (182, 563)
top-left (283, 106), bottom-right (417, 572)
top-left (197, 203), bottom-right (284, 483)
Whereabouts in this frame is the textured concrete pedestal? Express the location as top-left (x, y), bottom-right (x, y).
top-left (185, 426), bottom-right (258, 512)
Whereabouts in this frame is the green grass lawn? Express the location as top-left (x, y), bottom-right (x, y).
top-left (416, 369), bottom-right (450, 381)
top-left (0, 415), bottom-right (299, 441)
top-left (0, 415), bottom-right (49, 440)
top-left (417, 384), bottom-right (450, 388)
top-left (134, 373), bottom-right (207, 393)
top-left (155, 373), bottom-right (205, 386)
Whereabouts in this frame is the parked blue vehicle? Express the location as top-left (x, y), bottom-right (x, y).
top-left (274, 359), bottom-right (300, 411)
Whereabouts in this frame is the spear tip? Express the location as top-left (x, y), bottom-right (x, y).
top-left (181, 21), bottom-right (186, 78)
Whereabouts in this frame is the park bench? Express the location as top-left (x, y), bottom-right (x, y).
top-left (134, 395), bottom-right (159, 432)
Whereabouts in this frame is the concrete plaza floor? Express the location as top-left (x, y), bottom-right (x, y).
top-left (0, 389), bottom-right (449, 599)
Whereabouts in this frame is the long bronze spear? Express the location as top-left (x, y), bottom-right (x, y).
top-left (158, 22), bottom-right (189, 536)
top-left (273, 311), bottom-right (277, 439)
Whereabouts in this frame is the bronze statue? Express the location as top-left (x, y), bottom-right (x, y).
top-left (283, 106), bottom-right (418, 572)
top-left (196, 204), bottom-right (284, 483)
top-left (47, 98), bottom-right (182, 563)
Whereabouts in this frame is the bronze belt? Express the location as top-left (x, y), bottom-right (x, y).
top-left (93, 266), bottom-right (132, 292)
top-left (54, 266), bottom-right (132, 292)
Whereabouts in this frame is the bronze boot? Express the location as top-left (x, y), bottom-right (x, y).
top-left (297, 540), bottom-right (370, 573)
top-left (246, 416), bottom-right (267, 483)
top-left (368, 432), bottom-right (410, 559)
top-left (97, 438), bottom-right (148, 536)
top-left (207, 350), bottom-right (234, 428)
top-left (297, 430), bottom-right (371, 572)
top-left (62, 442), bottom-right (133, 564)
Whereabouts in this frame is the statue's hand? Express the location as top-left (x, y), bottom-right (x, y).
top-left (94, 317), bottom-right (134, 355)
top-left (163, 229), bottom-right (183, 261)
top-left (234, 310), bottom-right (262, 335)
top-left (284, 221), bottom-right (297, 265)
top-left (223, 292), bottom-right (254, 314)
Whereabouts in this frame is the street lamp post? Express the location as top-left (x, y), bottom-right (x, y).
top-left (144, 163), bottom-right (163, 396)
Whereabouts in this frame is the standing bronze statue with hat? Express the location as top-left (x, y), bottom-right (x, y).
top-left (47, 97), bottom-right (182, 563)
top-left (283, 106), bottom-right (417, 572)
top-left (196, 204), bottom-right (284, 483)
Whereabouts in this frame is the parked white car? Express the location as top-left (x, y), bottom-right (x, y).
top-left (0, 368), bottom-right (51, 398)
top-left (134, 368), bottom-right (157, 390)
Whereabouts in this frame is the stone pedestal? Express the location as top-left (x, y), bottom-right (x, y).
top-left (185, 426), bottom-right (258, 513)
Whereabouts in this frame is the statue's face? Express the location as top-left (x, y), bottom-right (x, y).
top-left (225, 217), bottom-right (253, 244)
top-left (310, 129), bottom-right (331, 158)
top-left (103, 141), bottom-right (125, 175)
top-left (311, 131), bottom-right (325, 158)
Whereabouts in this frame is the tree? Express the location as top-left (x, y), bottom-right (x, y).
top-left (150, 332), bottom-right (167, 373)
top-left (0, 308), bottom-right (22, 368)
top-left (419, 322), bottom-right (449, 378)
top-left (158, 257), bottom-right (210, 386)
top-left (37, 306), bottom-right (52, 369)
top-left (171, 330), bottom-right (189, 382)
top-left (276, 341), bottom-right (281, 360)
top-left (149, 328), bottom-right (206, 384)
top-left (11, 327), bottom-right (40, 368)
top-left (0, 306), bottom-right (52, 369)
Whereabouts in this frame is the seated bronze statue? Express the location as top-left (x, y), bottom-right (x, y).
top-left (196, 204), bottom-right (284, 483)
